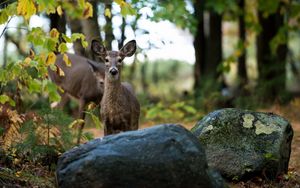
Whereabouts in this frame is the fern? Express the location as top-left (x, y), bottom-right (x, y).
top-left (15, 107), bottom-right (75, 164)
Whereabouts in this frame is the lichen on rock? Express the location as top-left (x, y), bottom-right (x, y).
top-left (242, 114), bottom-right (255, 128)
top-left (202, 125), bottom-right (214, 133)
top-left (255, 120), bottom-right (280, 135)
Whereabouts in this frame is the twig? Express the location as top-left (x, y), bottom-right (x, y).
top-left (5, 27), bottom-right (28, 31)
top-left (0, 16), bottom-right (13, 39)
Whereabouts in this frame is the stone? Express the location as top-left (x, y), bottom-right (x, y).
top-left (191, 108), bottom-right (293, 181)
top-left (56, 124), bottom-right (225, 188)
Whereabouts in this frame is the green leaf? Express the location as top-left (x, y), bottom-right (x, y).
top-left (58, 43), bottom-right (68, 53)
top-left (82, 132), bottom-right (94, 141)
top-left (120, 2), bottom-right (136, 17)
top-left (44, 81), bottom-right (61, 102)
top-left (0, 9), bottom-right (9, 24)
top-left (0, 94), bottom-right (16, 106)
top-left (28, 79), bottom-right (42, 93)
top-left (85, 111), bottom-right (102, 129)
top-left (183, 105), bottom-right (197, 114)
top-left (71, 33), bottom-right (84, 41)
top-left (62, 33), bottom-right (72, 43)
top-left (27, 27), bottom-right (45, 46)
top-left (258, 0), bottom-right (279, 16)
top-left (36, 0), bottom-right (57, 14)
top-left (45, 38), bottom-right (57, 51)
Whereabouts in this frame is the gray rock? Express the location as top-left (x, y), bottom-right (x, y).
top-left (56, 124), bottom-right (225, 188)
top-left (191, 108), bottom-right (293, 180)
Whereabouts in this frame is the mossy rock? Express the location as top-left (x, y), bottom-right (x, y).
top-left (56, 124), bottom-right (226, 188)
top-left (191, 108), bottom-right (293, 181)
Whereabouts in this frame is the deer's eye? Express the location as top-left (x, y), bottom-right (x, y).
top-left (118, 58), bottom-right (122, 63)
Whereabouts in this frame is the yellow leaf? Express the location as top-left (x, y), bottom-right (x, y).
top-left (46, 52), bottom-right (57, 66)
top-left (58, 86), bottom-right (64, 93)
top-left (17, 0), bottom-right (36, 20)
top-left (83, 2), bottom-right (93, 19)
top-left (63, 53), bottom-right (72, 67)
top-left (68, 119), bottom-right (84, 128)
top-left (78, 0), bottom-right (85, 7)
top-left (29, 49), bottom-right (35, 58)
top-left (87, 102), bottom-right (96, 110)
top-left (105, 8), bottom-right (111, 18)
top-left (50, 28), bottom-right (59, 39)
top-left (114, 0), bottom-right (124, 5)
top-left (57, 66), bottom-right (65, 76)
top-left (15, 170), bottom-right (21, 177)
top-left (57, 5), bottom-right (63, 16)
top-left (23, 57), bottom-right (32, 66)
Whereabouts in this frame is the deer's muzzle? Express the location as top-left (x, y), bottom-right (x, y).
top-left (109, 67), bottom-right (118, 76)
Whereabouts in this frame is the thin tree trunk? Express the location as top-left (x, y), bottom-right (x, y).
top-left (152, 61), bottom-right (159, 84)
top-left (105, 3), bottom-right (113, 49)
top-left (141, 61), bottom-right (149, 93)
top-left (193, 0), bottom-right (206, 93)
top-left (238, 0), bottom-right (247, 87)
top-left (118, 17), bottom-right (126, 49)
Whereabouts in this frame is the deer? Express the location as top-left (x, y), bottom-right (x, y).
top-left (91, 40), bottom-right (140, 136)
top-left (48, 53), bottom-right (105, 143)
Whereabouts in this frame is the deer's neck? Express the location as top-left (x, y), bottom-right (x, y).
top-left (104, 76), bottom-right (122, 101)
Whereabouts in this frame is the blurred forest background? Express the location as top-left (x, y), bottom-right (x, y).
top-left (1, 0), bottom-right (300, 187)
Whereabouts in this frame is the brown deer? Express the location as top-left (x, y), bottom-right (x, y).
top-left (91, 40), bottom-right (140, 135)
top-left (48, 53), bottom-right (105, 143)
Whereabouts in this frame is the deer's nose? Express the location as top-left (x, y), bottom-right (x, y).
top-left (109, 67), bottom-right (118, 75)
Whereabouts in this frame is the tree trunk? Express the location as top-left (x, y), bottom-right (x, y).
top-left (81, 0), bottom-right (102, 60)
top-left (49, 13), bottom-right (66, 34)
top-left (193, 0), bottom-right (206, 92)
top-left (49, 12), bottom-right (66, 54)
top-left (256, 6), bottom-right (287, 102)
top-left (205, 11), bottom-right (222, 78)
top-left (141, 61), bottom-right (149, 93)
top-left (118, 17), bottom-right (126, 49)
top-left (105, 3), bottom-right (113, 49)
top-left (237, 0), bottom-right (247, 87)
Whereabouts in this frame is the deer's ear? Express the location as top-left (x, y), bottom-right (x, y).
top-left (120, 40), bottom-right (136, 57)
top-left (91, 40), bottom-right (106, 58)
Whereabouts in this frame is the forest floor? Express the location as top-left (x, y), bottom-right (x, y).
top-left (1, 101), bottom-right (299, 187)
top-left (85, 102), bottom-right (300, 188)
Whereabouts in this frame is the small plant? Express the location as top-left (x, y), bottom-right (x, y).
top-left (14, 107), bottom-right (76, 165)
top-left (144, 101), bottom-right (202, 123)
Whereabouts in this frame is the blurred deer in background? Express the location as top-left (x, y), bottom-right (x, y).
top-left (48, 53), bottom-right (105, 143)
top-left (91, 40), bottom-right (140, 135)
